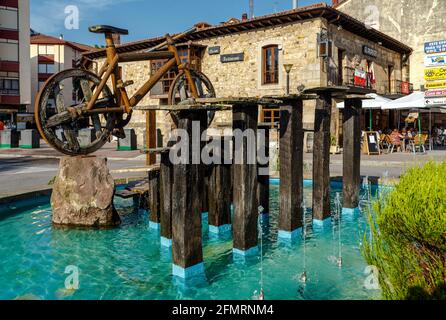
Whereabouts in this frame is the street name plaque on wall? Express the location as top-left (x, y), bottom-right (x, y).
top-left (221, 53), bottom-right (244, 63)
top-left (208, 46), bottom-right (221, 55)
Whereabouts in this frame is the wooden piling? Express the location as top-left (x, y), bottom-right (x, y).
top-left (171, 110), bottom-right (206, 277)
top-left (208, 140), bottom-right (232, 233)
top-left (148, 170), bottom-right (160, 228)
top-left (343, 98), bottom-right (362, 209)
top-left (232, 104), bottom-right (259, 255)
top-left (160, 149), bottom-right (173, 245)
top-left (313, 92), bottom-right (332, 222)
top-left (279, 99), bottom-right (304, 237)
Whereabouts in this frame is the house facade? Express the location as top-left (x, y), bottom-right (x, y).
top-left (30, 33), bottom-right (94, 112)
top-left (0, 0), bottom-right (30, 125)
top-left (83, 3), bottom-right (412, 147)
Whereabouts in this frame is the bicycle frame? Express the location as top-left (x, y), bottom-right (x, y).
top-left (84, 31), bottom-right (199, 115)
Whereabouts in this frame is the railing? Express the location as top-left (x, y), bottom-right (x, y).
top-left (0, 89), bottom-right (19, 96)
top-left (342, 67), bottom-right (374, 90)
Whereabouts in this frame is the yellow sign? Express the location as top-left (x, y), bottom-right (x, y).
top-left (425, 67), bottom-right (446, 81)
top-left (425, 81), bottom-right (446, 89)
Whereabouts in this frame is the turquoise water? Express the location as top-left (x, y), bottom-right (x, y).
top-left (0, 184), bottom-right (382, 300)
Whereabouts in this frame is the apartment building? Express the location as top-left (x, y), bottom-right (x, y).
top-left (30, 33), bottom-right (94, 110)
top-left (0, 0), bottom-right (30, 124)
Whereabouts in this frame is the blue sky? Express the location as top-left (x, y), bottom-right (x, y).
top-left (31, 0), bottom-right (329, 46)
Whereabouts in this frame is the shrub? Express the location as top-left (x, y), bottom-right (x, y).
top-left (362, 161), bottom-right (446, 300)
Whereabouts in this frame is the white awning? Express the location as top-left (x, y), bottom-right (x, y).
top-left (336, 93), bottom-right (391, 109)
top-left (381, 91), bottom-right (428, 110)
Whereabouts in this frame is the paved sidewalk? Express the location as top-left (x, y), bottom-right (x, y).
top-left (0, 140), bottom-right (144, 161)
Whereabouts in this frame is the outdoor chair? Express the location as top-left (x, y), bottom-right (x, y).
top-left (408, 135), bottom-right (427, 154)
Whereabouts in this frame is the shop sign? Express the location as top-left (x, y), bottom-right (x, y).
top-left (424, 54), bottom-right (446, 67)
top-left (425, 89), bottom-right (446, 98)
top-left (425, 40), bottom-right (446, 54)
top-left (424, 67), bottom-right (446, 81)
top-left (221, 53), bottom-right (244, 63)
top-left (208, 46), bottom-right (221, 55)
top-left (363, 45), bottom-right (378, 58)
top-left (354, 69), bottom-right (367, 87)
top-left (425, 97), bottom-right (446, 106)
top-left (425, 81), bottom-right (446, 89)
top-left (401, 81), bottom-right (410, 95)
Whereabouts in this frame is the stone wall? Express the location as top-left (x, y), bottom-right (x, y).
top-left (336, 0), bottom-right (446, 91)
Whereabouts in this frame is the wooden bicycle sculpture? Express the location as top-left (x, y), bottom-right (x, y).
top-left (35, 25), bottom-right (215, 156)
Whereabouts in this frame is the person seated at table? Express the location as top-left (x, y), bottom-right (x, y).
top-left (389, 129), bottom-right (404, 152)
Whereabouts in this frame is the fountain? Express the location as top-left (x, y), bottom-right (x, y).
top-left (300, 200), bottom-right (308, 283)
top-left (328, 193), bottom-right (343, 267)
top-left (253, 206), bottom-right (265, 300)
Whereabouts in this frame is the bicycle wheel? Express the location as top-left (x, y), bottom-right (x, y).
top-left (35, 69), bottom-right (116, 156)
top-left (168, 70), bottom-right (216, 127)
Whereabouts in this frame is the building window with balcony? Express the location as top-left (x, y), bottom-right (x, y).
top-left (0, 78), bottom-right (19, 95)
top-left (38, 63), bottom-right (55, 75)
top-left (150, 46), bottom-right (203, 96)
top-left (262, 45), bottom-right (279, 85)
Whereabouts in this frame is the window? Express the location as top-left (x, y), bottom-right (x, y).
top-left (262, 106), bottom-right (280, 127)
top-left (0, 78), bottom-right (19, 95)
top-left (38, 45), bottom-right (55, 55)
top-left (262, 45), bottom-right (279, 85)
top-left (150, 46), bottom-right (203, 96)
top-left (150, 60), bottom-right (177, 95)
top-left (38, 63), bottom-right (55, 74)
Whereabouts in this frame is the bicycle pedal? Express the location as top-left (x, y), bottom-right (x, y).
top-left (117, 80), bottom-right (134, 89)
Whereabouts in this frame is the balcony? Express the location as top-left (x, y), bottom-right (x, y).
top-left (328, 66), bottom-right (413, 96)
top-left (328, 66), bottom-right (374, 91)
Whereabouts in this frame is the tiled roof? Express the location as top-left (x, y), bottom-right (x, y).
top-left (83, 2), bottom-right (412, 59)
top-left (31, 34), bottom-right (94, 52)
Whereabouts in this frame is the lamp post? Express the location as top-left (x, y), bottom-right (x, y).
top-left (283, 64), bottom-right (293, 95)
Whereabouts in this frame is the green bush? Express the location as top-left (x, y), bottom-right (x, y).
top-left (362, 161), bottom-right (446, 300)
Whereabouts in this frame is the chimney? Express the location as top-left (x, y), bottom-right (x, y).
top-left (242, 13), bottom-right (248, 21)
top-left (59, 34), bottom-right (64, 40)
top-left (293, 0), bottom-right (298, 9)
top-left (332, 0), bottom-right (339, 6)
top-left (249, 0), bottom-right (254, 19)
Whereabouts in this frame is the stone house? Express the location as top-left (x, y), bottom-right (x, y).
top-left (82, 3), bottom-right (412, 148)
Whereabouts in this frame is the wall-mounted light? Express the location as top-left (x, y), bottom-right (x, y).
top-left (283, 64), bottom-right (294, 95)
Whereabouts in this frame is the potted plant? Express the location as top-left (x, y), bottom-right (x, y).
top-left (330, 135), bottom-right (339, 154)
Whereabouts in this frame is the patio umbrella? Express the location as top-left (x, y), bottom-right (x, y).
top-left (381, 91), bottom-right (446, 146)
top-left (337, 94), bottom-right (391, 130)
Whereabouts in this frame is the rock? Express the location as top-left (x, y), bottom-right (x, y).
top-left (51, 156), bottom-right (121, 227)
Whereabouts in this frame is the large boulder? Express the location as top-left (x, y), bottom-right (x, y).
top-left (51, 156), bottom-right (121, 227)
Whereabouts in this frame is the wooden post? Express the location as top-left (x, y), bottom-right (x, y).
top-left (146, 111), bottom-right (157, 166)
top-left (148, 170), bottom-right (160, 229)
top-left (232, 104), bottom-right (259, 255)
top-left (313, 92), bottom-right (332, 223)
top-left (208, 140), bottom-right (232, 234)
top-left (279, 99), bottom-right (304, 239)
top-left (257, 124), bottom-right (270, 220)
top-left (343, 98), bottom-right (362, 210)
top-left (171, 110), bottom-right (206, 278)
top-left (160, 149), bottom-right (173, 247)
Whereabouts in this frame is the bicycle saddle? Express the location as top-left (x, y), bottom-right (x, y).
top-left (89, 25), bottom-right (129, 35)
